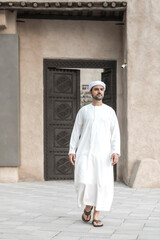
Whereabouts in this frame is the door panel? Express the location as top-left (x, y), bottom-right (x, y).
top-left (101, 69), bottom-right (116, 111)
top-left (102, 69), bottom-right (117, 180)
top-left (44, 59), bottom-right (117, 181)
top-left (45, 68), bottom-right (80, 180)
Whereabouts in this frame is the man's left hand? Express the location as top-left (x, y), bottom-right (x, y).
top-left (111, 153), bottom-right (119, 166)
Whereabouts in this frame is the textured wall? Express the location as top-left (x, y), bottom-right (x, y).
top-left (125, 0), bottom-right (160, 185)
top-left (17, 19), bottom-right (123, 181)
top-left (0, 11), bottom-right (17, 34)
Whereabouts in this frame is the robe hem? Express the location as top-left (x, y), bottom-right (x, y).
top-left (78, 202), bottom-right (112, 212)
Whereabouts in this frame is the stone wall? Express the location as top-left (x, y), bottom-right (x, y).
top-left (125, 0), bottom-right (160, 186)
top-left (17, 19), bottom-right (123, 181)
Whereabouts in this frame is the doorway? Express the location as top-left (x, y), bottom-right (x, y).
top-left (44, 59), bottom-right (117, 180)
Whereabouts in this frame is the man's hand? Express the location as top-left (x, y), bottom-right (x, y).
top-left (69, 154), bottom-right (76, 166)
top-left (111, 153), bottom-right (119, 166)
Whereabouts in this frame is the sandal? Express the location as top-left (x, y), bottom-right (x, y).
top-left (82, 206), bottom-right (93, 222)
top-left (92, 219), bottom-right (103, 227)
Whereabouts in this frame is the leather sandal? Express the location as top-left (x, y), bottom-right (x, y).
top-left (92, 219), bottom-right (103, 227)
top-left (82, 206), bottom-right (93, 222)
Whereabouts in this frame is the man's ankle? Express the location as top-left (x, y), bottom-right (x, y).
top-left (86, 205), bottom-right (92, 210)
top-left (93, 210), bottom-right (99, 219)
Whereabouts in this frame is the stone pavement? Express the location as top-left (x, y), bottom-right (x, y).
top-left (0, 181), bottom-right (160, 240)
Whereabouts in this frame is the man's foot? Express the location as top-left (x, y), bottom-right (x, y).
top-left (82, 206), bottom-right (93, 222)
top-left (92, 208), bottom-right (103, 227)
top-left (92, 219), bottom-right (103, 227)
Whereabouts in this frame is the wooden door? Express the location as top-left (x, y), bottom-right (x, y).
top-left (101, 69), bottom-right (116, 111)
top-left (44, 68), bottom-right (80, 180)
top-left (101, 69), bottom-right (117, 180)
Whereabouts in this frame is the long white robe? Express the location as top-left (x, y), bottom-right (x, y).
top-left (69, 103), bottom-right (120, 211)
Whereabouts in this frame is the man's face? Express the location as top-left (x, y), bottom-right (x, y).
top-left (90, 85), bottom-right (104, 101)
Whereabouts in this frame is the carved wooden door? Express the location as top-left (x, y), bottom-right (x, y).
top-left (44, 68), bottom-right (80, 180)
top-left (101, 69), bottom-right (117, 180)
top-left (101, 69), bottom-right (116, 112)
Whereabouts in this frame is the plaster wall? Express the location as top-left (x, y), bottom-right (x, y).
top-left (0, 11), bottom-right (17, 34)
top-left (125, 0), bottom-right (160, 185)
top-left (17, 19), bottom-right (123, 181)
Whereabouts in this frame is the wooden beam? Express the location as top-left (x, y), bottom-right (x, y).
top-left (0, 7), bottom-right (126, 12)
top-left (17, 12), bottom-right (124, 21)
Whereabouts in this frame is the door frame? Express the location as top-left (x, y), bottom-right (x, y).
top-left (44, 59), bottom-right (117, 180)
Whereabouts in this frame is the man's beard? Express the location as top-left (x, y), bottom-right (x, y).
top-left (92, 94), bottom-right (104, 101)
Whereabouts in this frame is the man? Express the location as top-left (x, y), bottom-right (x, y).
top-left (68, 81), bottom-right (120, 227)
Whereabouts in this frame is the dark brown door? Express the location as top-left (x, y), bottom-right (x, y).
top-left (101, 69), bottom-right (117, 180)
top-left (101, 69), bottom-right (116, 111)
top-left (44, 68), bottom-right (80, 180)
top-left (44, 59), bottom-right (117, 180)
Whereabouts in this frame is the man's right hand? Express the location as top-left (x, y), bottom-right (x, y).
top-left (69, 154), bottom-right (76, 166)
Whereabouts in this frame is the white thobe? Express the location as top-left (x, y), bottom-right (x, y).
top-left (69, 103), bottom-right (120, 211)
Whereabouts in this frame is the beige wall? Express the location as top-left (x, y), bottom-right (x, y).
top-left (80, 69), bottom-right (104, 86)
top-left (125, 0), bottom-right (160, 185)
top-left (1, 0), bottom-right (159, 186)
top-left (17, 19), bottom-right (123, 181)
top-left (0, 11), bottom-right (17, 34)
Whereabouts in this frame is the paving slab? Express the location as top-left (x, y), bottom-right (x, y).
top-left (138, 235), bottom-right (160, 240)
top-left (0, 181), bottom-right (160, 240)
top-left (110, 233), bottom-right (139, 240)
top-left (52, 237), bottom-right (80, 240)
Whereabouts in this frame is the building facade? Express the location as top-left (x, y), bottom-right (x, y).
top-left (0, 0), bottom-right (160, 187)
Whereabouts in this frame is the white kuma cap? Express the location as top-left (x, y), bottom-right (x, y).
top-left (88, 81), bottom-right (106, 91)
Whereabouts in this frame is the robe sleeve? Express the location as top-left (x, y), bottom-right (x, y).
top-left (110, 110), bottom-right (121, 156)
top-left (68, 109), bottom-right (83, 155)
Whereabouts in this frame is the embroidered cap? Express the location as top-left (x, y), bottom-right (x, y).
top-left (88, 81), bottom-right (106, 91)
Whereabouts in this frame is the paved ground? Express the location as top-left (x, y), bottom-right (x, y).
top-left (0, 181), bottom-right (160, 240)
